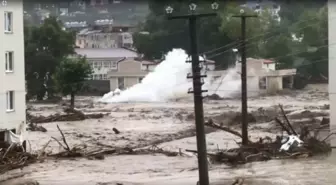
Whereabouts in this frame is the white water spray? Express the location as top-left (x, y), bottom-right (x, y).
top-left (99, 49), bottom-right (256, 103)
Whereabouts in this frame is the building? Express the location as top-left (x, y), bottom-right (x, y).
top-left (328, 1), bottom-right (336, 147)
top-left (0, 0), bottom-right (26, 142)
top-left (75, 28), bottom-right (134, 49)
top-left (74, 48), bottom-right (138, 80)
top-left (209, 58), bottom-right (296, 95)
top-left (204, 59), bottom-right (216, 71)
top-left (108, 59), bottom-right (158, 90)
top-left (244, 0), bottom-right (280, 21)
top-left (107, 58), bottom-right (215, 91)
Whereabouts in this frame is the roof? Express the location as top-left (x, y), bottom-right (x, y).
top-left (263, 59), bottom-right (275, 64)
top-left (205, 59), bottom-right (215, 64)
top-left (141, 60), bottom-right (157, 65)
top-left (75, 48), bottom-right (138, 58)
top-left (78, 29), bottom-right (102, 35)
top-left (247, 58), bottom-right (275, 64)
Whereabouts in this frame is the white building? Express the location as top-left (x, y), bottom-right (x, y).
top-left (75, 29), bottom-right (134, 49)
top-left (328, 1), bottom-right (336, 147)
top-left (0, 0), bottom-right (26, 140)
top-left (74, 48), bottom-right (138, 80)
top-left (209, 58), bottom-right (296, 95)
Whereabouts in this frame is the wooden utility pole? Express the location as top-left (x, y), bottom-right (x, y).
top-left (233, 10), bottom-right (257, 145)
top-left (167, 5), bottom-right (217, 185)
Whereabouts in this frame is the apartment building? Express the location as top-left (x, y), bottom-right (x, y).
top-left (0, 1), bottom-right (26, 138)
top-left (76, 28), bottom-right (133, 49)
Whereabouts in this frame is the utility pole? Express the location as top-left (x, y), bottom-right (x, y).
top-left (165, 3), bottom-right (218, 185)
top-left (233, 10), bottom-right (257, 145)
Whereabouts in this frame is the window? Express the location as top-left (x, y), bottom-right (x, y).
top-left (93, 74), bottom-right (98, 80)
top-left (94, 62), bottom-right (98, 68)
top-left (4, 12), bottom-right (13, 32)
top-left (259, 77), bottom-right (267, 90)
top-left (6, 91), bottom-right (14, 111)
top-left (117, 77), bottom-right (125, 89)
top-left (98, 74), bottom-right (102, 80)
top-left (103, 74), bottom-right (107, 80)
top-left (111, 62), bottom-right (117, 69)
top-left (5, 51), bottom-right (14, 72)
top-left (97, 61), bottom-right (102, 68)
top-left (138, 77), bottom-right (143, 83)
top-left (104, 61), bottom-right (110, 68)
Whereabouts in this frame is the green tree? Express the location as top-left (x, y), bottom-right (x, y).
top-left (290, 5), bottom-right (328, 79)
top-left (53, 56), bottom-right (93, 108)
top-left (25, 17), bottom-right (76, 100)
top-left (133, 1), bottom-right (235, 68)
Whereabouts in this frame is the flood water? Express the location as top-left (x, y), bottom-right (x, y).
top-left (3, 150), bottom-right (336, 185)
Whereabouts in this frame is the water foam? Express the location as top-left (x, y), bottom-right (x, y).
top-left (99, 49), bottom-right (248, 103)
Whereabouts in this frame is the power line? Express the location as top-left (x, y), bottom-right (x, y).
top-left (201, 14), bottom-right (333, 58)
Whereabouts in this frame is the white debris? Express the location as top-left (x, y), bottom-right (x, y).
top-left (5, 121), bottom-right (26, 146)
top-left (279, 135), bottom-right (304, 152)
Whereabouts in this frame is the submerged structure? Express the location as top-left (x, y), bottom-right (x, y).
top-left (209, 58), bottom-right (297, 95)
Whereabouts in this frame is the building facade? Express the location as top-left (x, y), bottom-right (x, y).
top-left (209, 58), bottom-right (296, 95)
top-left (0, 0), bottom-right (26, 135)
top-left (107, 59), bottom-right (215, 91)
top-left (108, 59), bottom-right (158, 91)
top-left (75, 29), bottom-right (133, 49)
top-left (74, 48), bottom-right (138, 80)
top-left (328, 1), bottom-right (336, 147)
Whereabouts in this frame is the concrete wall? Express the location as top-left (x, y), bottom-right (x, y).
top-left (107, 59), bottom-right (158, 91)
top-left (108, 59), bottom-right (149, 77)
top-left (141, 64), bottom-right (156, 71)
top-left (263, 63), bottom-right (276, 70)
top-left (76, 32), bottom-right (134, 49)
top-left (109, 77), bottom-right (141, 90)
top-left (76, 33), bottom-right (119, 49)
top-left (329, 1), bottom-right (336, 147)
top-left (0, 0), bottom-right (26, 131)
top-left (266, 76), bottom-right (283, 94)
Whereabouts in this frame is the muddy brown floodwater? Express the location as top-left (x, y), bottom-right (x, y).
top-left (1, 84), bottom-right (335, 185)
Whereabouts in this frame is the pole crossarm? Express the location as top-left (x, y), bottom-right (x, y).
top-left (232, 15), bottom-right (258, 18)
top-left (167, 13), bottom-right (217, 20)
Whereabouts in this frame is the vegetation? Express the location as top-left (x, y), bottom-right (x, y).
top-left (23, 1), bottom-right (328, 101)
top-left (53, 56), bottom-right (93, 108)
top-left (25, 17), bottom-right (76, 100)
top-left (133, 1), bottom-right (328, 80)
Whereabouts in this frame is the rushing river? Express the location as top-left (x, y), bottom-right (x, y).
top-left (2, 151), bottom-right (336, 185)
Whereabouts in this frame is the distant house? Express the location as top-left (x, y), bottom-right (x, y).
top-left (75, 28), bottom-right (133, 49)
top-left (106, 58), bottom-right (214, 91)
top-left (74, 48), bottom-right (138, 80)
top-left (107, 59), bottom-right (158, 91)
top-left (209, 58), bottom-right (296, 94)
top-left (204, 59), bottom-right (216, 71)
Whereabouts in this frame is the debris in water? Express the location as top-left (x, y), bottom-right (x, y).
top-left (27, 108), bottom-right (107, 124)
top-left (27, 123), bottom-right (47, 132)
top-left (203, 104), bottom-right (332, 165)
